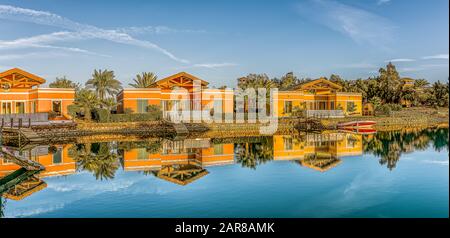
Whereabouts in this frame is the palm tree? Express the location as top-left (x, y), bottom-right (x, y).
top-left (129, 72), bottom-right (158, 88)
top-left (86, 69), bottom-right (122, 100)
top-left (73, 89), bottom-right (100, 121)
top-left (414, 79), bottom-right (429, 89)
top-left (49, 76), bottom-right (81, 89)
top-left (102, 97), bottom-right (118, 112)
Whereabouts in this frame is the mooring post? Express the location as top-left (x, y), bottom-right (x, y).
top-left (1, 118), bottom-right (3, 128)
top-left (18, 118), bottom-right (22, 129)
top-left (10, 118), bottom-right (13, 128)
top-left (28, 118), bottom-right (31, 128)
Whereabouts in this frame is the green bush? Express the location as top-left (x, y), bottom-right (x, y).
top-left (92, 108), bottom-right (111, 122)
top-left (67, 104), bottom-right (81, 118)
top-left (146, 105), bottom-right (163, 120)
top-left (369, 97), bottom-right (382, 109)
top-left (124, 108), bottom-right (134, 114)
top-left (292, 106), bottom-right (305, 117)
top-left (375, 103), bottom-right (402, 116)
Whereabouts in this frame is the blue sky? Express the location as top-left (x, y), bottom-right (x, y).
top-left (0, 0), bottom-right (448, 87)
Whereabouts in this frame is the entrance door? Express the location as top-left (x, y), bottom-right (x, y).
top-left (1, 102), bottom-right (12, 114)
top-left (52, 100), bottom-right (62, 116)
top-left (15, 102), bottom-right (25, 114)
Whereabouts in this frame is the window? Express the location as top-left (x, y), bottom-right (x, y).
top-left (347, 102), bottom-right (356, 112)
top-left (31, 101), bottom-right (37, 113)
top-left (330, 101), bottom-right (335, 110)
top-left (15, 102), bottom-right (25, 114)
top-left (284, 101), bottom-right (293, 114)
top-left (283, 137), bottom-right (293, 151)
top-left (53, 148), bottom-right (62, 164)
top-left (213, 144), bottom-right (224, 154)
top-left (319, 102), bottom-right (326, 110)
top-left (52, 101), bottom-right (62, 116)
top-left (1, 102), bottom-right (11, 114)
top-left (137, 148), bottom-right (148, 160)
top-left (137, 99), bottom-right (148, 113)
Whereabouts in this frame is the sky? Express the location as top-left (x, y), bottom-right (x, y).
top-left (0, 0), bottom-right (448, 88)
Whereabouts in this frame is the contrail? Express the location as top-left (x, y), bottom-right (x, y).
top-left (0, 5), bottom-right (189, 63)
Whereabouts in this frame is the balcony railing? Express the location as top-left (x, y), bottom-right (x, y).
top-left (306, 110), bottom-right (344, 118)
top-left (0, 113), bottom-right (49, 127)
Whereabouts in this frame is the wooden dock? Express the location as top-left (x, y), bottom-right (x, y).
top-left (1, 147), bottom-right (45, 171)
top-left (0, 168), bottom-right (41, 195)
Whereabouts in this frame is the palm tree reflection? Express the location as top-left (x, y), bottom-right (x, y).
top-left (363, 127), bottom-right (448, 170)
top-left (69, 143), bottom-right (119, 180)
top-left (235, 137), bottom-right (274, 170)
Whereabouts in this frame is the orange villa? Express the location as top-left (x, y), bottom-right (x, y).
top-left (277, 78), bottom-right (362, 118)
top-left (117, 72), bottom-right (234, 120)
top-left (0, 68), bottom-right (75, 122)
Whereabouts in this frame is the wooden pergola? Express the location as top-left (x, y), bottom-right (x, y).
top-left (153, 72), bottom-right (209, 89)
top-left (0, 68), bottom-right (46, 89)
top-left (154, 163), bottom-right (209, 186)
top-left (298, 153), bottom-right (342, 172)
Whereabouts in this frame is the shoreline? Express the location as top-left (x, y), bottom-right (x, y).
top-left (1, 107), bottom-right (448, 145)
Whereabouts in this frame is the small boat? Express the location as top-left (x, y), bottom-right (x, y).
top-left (337, 120), bottom-right (376, 128)
top-left (340, 127), bottom-right (377, 135)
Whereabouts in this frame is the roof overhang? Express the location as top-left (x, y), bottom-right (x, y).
top-left (153, 72), bottom-right (209, 89)
top-left (294, 78), bottom-right (342, 91)
top-left (0, 68), bottom-right (46, 89)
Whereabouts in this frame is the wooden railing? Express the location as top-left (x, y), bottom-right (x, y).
top-left (306, 110), bottom-right (344, 118)
top-left (0, 113), bottom-right (49, 128)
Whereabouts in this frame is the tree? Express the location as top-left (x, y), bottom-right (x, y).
top-left (414, 79), bottom-right (429, 89)
top-left (429, 80), bottom-right (449, 107)
top-left (376, 62), bottom-right (402, 104)
top-left (237, 74), bottom-right (276, 90)
top-left (49, 76), bottom-right (80, 89)
top-left (86, 69), bottom-right (122, 100)
top-left (277, 72), bottom-right (300, 90)
top-left (129, 72), bottom-right (158, 88)
top-left (102, 97), bottom-right (118, 112)
top-left (73, 89), bottom-right (100, 121)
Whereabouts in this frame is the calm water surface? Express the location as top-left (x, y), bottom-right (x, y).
top-left (0, 128), bottom-right (448, 218)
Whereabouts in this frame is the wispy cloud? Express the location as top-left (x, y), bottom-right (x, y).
top-left (116, 26), bottom-right (206, 35)
top-left (176, 62), bottom-right (238, 70)
top-left (191, 62), bottom-right (238, 69)
top-left (386, 58), bottom-right (415, 62)
top-left (398, 63), bottom-right (449, 73)
top-left (422, 54), bottom-right (449, 60)
top-left (0, 5), bottom-right (189, 63)
top-left (295, 0), bottom-right (395, 48)
top-left (0, 52), bottom-right (71, 61)
top-left (377, 0), bottom-right (391, 5)
top-left (0, 31), bottom-right (111, 57)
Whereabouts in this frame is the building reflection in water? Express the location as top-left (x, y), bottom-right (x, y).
top-left (273, 133), bottom-right (363, 172)
top-left (0, 127), bottom-right (447, 204)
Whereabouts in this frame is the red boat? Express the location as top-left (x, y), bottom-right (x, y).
top-left (337, 121), bottom-right (376, 128)
top-left (340, 127), bottom-right (377, 135)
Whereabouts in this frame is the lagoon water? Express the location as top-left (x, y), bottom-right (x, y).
top-left (1, 128), bottom-right (448, 218)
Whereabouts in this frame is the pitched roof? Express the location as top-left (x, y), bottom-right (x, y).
top-left (0, 68), bottom-right (46, 88)
top-left (153, 72), bottom-right (209, 89)
top-left (294, 77), bottom-right (342, 91)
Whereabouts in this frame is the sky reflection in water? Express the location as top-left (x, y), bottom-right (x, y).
top-left (0, 128), bottom-right (448, 218)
